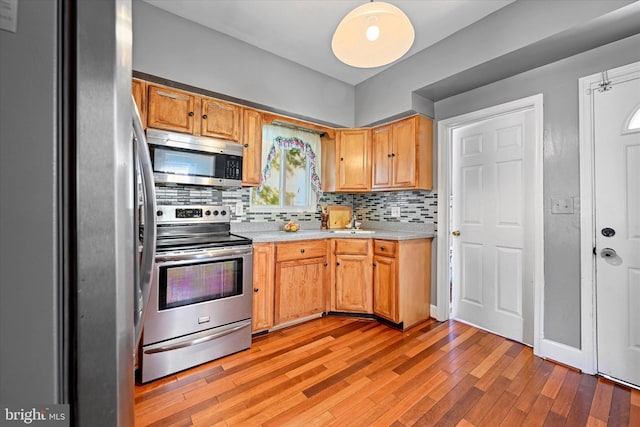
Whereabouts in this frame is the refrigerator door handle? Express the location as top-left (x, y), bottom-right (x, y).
top-left (133, 95), bottom-right (157, 348)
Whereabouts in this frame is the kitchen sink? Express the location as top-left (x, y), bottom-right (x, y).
top-left (330, 229), bottom-right (375, 234)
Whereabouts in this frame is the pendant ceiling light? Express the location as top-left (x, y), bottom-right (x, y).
top-left (332, 1), bottom-right (415, 68)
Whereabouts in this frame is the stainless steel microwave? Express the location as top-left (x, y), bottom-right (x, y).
top-left (145, 128), bottom-right (243, 188)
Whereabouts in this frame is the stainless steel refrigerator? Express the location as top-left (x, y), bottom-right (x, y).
top-left (0, 0), bottom-right (142, 425)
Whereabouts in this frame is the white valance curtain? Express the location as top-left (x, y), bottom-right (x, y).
top-left (258, 124), bottom-right (323, 198)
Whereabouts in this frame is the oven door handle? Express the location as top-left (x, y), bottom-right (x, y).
top-left (143, 320), bottom-right (251, 354)
top-left (155, 246), bottom-right (253, 263)
top-left (133, 95), bottom-right (157, 349)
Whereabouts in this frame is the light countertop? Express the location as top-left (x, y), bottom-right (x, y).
top-left (233, 222), bottom-right (435, 243)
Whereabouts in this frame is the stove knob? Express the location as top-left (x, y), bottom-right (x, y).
top-left (221, 210), bottom-right (227, 216)
top-left (205, 210), bottom-right (211, 216)
top-left (156, 210), bottom-right (163, 217)
top-left (213, 210), bottom-right (219, 216)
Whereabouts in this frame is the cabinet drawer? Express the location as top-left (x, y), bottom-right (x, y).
top-left (373, 240), bottom-right (396, 257)
top-left (333, 238), bottom-right (370, 255)
top-left (276, 240), bottom-right (327, 262)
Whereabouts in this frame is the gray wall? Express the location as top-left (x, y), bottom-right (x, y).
top-left (435, 33), bottom-right (640, 348)
top-left (354, 0), bottom-right (635, 126)
top-left (132, 0), bottom-right (355, 127)
top-left (0, 0), bottom-right (60, 402)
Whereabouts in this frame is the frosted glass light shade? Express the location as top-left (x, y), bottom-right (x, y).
top-left (332, 1), bottom-right (415, 68)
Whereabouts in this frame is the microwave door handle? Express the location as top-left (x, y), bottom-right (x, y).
top-left (133, 95), bottom-right (157, 349)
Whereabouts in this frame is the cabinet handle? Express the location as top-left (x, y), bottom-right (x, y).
top-left (155, 90), bottom-right (184, 100)
top-left (324, 262), bottom-right (328, 267)
top-left (380, 246), bottom-right (385, 251)
top-left (340, 157), bottom-right (344, 161)
top-left (243, 143), bottom-right (249, 148)
top-left (391, 153), bottom-right (395, 157)
top-left (253, 288), bottom-right (259, 293)
top-left (387, 154), bottom-right (392, 158)
top-left (373, 263), bottom-right (377, 267)
top-left (336, 262), bottom-right (340, 266)
top-left (300, 249), bottom-right (305, 254)
top-left (202, 114), bottom-right (208, 119)
top-left (188, 111), bottom-right (194, 117)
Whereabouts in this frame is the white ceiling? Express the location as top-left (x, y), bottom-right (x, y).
top-left (141, 0), bottom-right (516, 85)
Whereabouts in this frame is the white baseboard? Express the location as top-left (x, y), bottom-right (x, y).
top-left (430, 304), bottom-right (445, 321)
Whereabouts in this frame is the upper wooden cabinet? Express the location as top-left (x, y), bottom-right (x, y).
top-left (200, 97), bottom-right (241, 140)
top-left (132, 79), bottom-right (147, 127)
top-left (336, 128), bottom-right (371, 191)
top-left (241, 108), bottom-right (262, 186)
top-left (372, 115), bottom-right (433, 191)
top-left (146, 84), bottom-right (241, 142)
top-left (147, 84), bottom-right (196, 134)
top-left (323, 116), bottom-right (432, 193)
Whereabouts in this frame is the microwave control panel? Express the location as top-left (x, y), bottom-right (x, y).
top-left (224, 156), bottom-right (242, 180)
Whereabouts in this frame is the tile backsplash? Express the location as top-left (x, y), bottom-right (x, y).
top-left (155, 186), bottom-right (437, 228)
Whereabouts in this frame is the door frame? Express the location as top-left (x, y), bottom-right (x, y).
top-left (578, 61), bottom-right (640, 376)
top-left (436, 94), bottom-right (544, 354)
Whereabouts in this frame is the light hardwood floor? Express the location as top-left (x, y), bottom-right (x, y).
top-left (135, 316), bottom-right (640, 426)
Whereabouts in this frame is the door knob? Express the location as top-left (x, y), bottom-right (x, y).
top-left (452, 230), bottom-right (461, 236)
top-left (601, 248), bottom-right (617, 258)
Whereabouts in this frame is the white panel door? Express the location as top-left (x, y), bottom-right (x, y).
top-left (594, 76), bottom-right (640, 387)
top-left (451, 109), bottom-right (534, 343)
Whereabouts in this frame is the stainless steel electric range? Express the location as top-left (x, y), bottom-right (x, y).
top-left (139, 205), bottom-right (253, 383)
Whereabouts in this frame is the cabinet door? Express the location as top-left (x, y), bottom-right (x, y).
top-left (275, 257), bottom-right (326, 324)
top-left (132, 79), bottom-right (146, 127)
top-left (392, 117), bottom-right (417, 188)
top-left (373, 255), bottom-right (398, 322)
top-left (372, 125), bottom-right (392, 189)
top-left (252, 243), bottom-right (274, 333)
top-left (337, 129), bottom-right (371, 191)
top-left (200, 97), bottom-right (241, 141)
top-left (242, 108), bottom-right (262, 186)
top-left (335, 254), bottom-right (373, 313)
top-left (147, 85), bottom-right (195, 134)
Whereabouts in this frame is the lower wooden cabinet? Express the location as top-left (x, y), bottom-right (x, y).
top-left (274, 240), bottom-right (328, 325)
top-left (372, 253), bottom-right (398, 322)
top-left (332, 239), bottom-right (373, 313)
top-left (251, 237), bottom-right (431, 334)
top-left (252, 243), bottom-right (274, 333)
top-left (373, 239), bottom-right (432, 329)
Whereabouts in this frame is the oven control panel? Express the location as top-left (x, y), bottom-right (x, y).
top-left (156, 205), bottom-right (231, 224)
top-left (176, 208), bottom-right (202, 219)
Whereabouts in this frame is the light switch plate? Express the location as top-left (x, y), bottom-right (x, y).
top-left (551, 197), bottom-right (574, 214)
top-left (391, 206), bottom-right (400, 217)
top-left (235, 201), bottom-right (243, 216)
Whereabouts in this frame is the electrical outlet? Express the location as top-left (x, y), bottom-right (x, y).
top-left (391, 206), bottom-right (401, 217)
top-left (235, 201), bottom-right (243, 216)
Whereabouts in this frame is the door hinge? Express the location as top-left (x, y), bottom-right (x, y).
top-left (593, 246), bottom-right (597, 256)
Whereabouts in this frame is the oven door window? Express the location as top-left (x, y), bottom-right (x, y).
top-left (152, 146), bottom-right (216, 178)
top-left (159, 259), bottom-right (243, 310)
